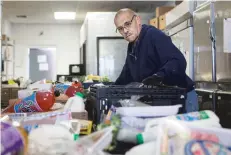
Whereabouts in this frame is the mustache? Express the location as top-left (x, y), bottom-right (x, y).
top-left (125, 34), bottom-right (132, 38)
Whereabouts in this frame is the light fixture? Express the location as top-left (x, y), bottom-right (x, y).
top-left (54, 12), bottom-right (76, 20)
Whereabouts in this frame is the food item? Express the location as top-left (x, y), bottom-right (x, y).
top-left (100, 76), bottom-right (110, 82)
top-left (155, 120), bottom-right (231, 155)
top-left (28, 124), bottom-right (75, 155)
top-left (55, 84), bottom-right (83, 97)
top-left (1, 121), bottom-right (28, 155)
top-left (134, 111), bottom-right (221, 145)
top-left (71, 81), bottom-right (82, 88)
top-left (145, 110), bottom-right (221, 133)
top-left (78, 120), bottom-right (93, 135)
top-left (2, 90), bottom-right (55, 113)
top-left (64, 92), bottom-right (85, 112)
top-left (184, 140), bottom-right (231, 155)
top-left (97, 115), bottom-right (121, 151)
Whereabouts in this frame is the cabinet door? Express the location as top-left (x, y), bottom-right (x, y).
top-left (214, 2), bottom-right (231, 82)
top-left (1, 88), bottom-right (10, 108)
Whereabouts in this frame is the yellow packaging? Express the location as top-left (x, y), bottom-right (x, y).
top-left (78, 120), bottom-right (93, 135)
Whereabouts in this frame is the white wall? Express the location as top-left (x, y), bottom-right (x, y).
top-left (11, 23), bottom-right (81, 79)
top-left (85, 12), bottom-right (153, 74)
top-left (2, 20), bottom-right (12, 38)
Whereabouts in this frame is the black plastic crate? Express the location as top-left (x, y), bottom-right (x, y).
top-left (195, 89), bottom-right (216, 111)
top-left (215, 91), bottom-right (231, 129)
top-left (85, 85), bottom-right (187, 125)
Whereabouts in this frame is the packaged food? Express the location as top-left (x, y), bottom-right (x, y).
top-left (1, 121), bottom-right (28, 155)
top-left (78, 119), bottom-right (93, 135)
top-left (55, 84), bottom-right (83, 97)
top-left (2, 90), bottom-right (55, 113)
top-left (28, 124), bottom-right (75, 155)
top-left (155, 120), bottom-right (231, 155)
top-left (136, 110), bottom-right (222, 145)
top-left (64, 92), bottom-right (85, 112)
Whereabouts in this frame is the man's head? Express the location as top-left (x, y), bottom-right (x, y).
top-left (114, 8), bottom-right (142, 42)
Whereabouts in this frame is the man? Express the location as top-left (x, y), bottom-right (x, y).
top-left (114, 8), bottom-right (198, 112)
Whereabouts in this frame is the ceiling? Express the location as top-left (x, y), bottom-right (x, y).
top-left (2, 1), bottom-right (172, 24)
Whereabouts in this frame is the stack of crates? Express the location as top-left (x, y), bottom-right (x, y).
top-left (85, 85), bottom-right (187, 125)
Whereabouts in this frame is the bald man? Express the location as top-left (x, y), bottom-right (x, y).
top-left (114, 8), bottom-right (198, 112)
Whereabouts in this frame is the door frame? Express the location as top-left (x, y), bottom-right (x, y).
top-left (28, 46), bottom-right (56, 81)
top-left (96, 36), bottom-right (124, 75)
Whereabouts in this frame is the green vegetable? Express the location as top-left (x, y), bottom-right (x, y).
top-left (100, 76), bottom-right (111, 82)
top-left (97, 115), bottom-right (121, 151)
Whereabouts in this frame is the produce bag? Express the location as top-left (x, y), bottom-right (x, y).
top-left (75, 126), bottom-right (114, 155)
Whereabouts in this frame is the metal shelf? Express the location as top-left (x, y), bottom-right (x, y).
top-left (2, 43), bottom-right (14, 46)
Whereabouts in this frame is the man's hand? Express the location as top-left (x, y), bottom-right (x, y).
top-left (142, 74), bottom-right (164, 86)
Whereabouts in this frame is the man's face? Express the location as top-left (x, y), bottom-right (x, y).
top-left (115, 13), bottom-right (141, 42)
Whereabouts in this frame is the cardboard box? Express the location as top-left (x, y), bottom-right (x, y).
top-left (2, 34), bottom-right (7, 41)
top-left (2, 34), bottom-right (10, 41)
top-left (155, 6), bottom-right (174, 17)
top-left (159, 14), bottom-right (166, 30)
top-left (149, 17), bottom-right (159, 28)
top-left (72, 111), bottom-right (88, 120)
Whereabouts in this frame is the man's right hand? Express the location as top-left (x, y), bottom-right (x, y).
top-left (142, 74), bottom-right (164, 86)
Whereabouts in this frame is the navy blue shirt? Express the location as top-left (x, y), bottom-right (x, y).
top-left (115, 24), bottom-right (194, 91)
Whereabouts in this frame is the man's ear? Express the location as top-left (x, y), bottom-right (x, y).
top-left (136, 15), bottom-right (141, 25)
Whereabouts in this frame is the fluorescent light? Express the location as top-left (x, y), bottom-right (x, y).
top-left (54, 12), bottom-right (76, 20)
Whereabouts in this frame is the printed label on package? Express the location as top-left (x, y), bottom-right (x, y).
top-left (54, 84), bottom-right (69, 94)
top-left (176, 111), bottom-right (209, 121)
top-left (14, 92), bottom-right (43, 112)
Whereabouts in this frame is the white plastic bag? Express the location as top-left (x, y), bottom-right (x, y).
top-left (155, 120), bottom-right (231, 155)
top-left (75, 126), bottom-right (114, 155)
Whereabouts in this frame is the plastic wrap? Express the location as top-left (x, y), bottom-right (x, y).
top-left (28, 124), bottom-right (75, 155)
top-left (75, 126), bottom-right (114, 155)
top-left (155, 120), bottom-right (231, 155)
top-left (6, 111), bottom-right (72, 133)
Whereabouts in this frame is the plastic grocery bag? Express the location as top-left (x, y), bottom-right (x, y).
top-left (28, 124), bottom-right (75, 155)
top-left (75, 126), bottom-right (114, 155)
top-left (155, 120), bottom-right (231, 155)
top-left (9, 111), bottom-right (72, 133)
top-left (118, 99), bottom-right (149, 107)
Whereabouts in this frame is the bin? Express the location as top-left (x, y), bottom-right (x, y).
top-left (195, 89), bottom-right (216, 111)
top-left (216, 90), bottom-right (231, 128)
top-left (86, 85), bottom-right (187, 126)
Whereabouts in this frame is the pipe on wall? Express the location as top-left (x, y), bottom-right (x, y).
top-left (210, 2), bottom-right (217, 82)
